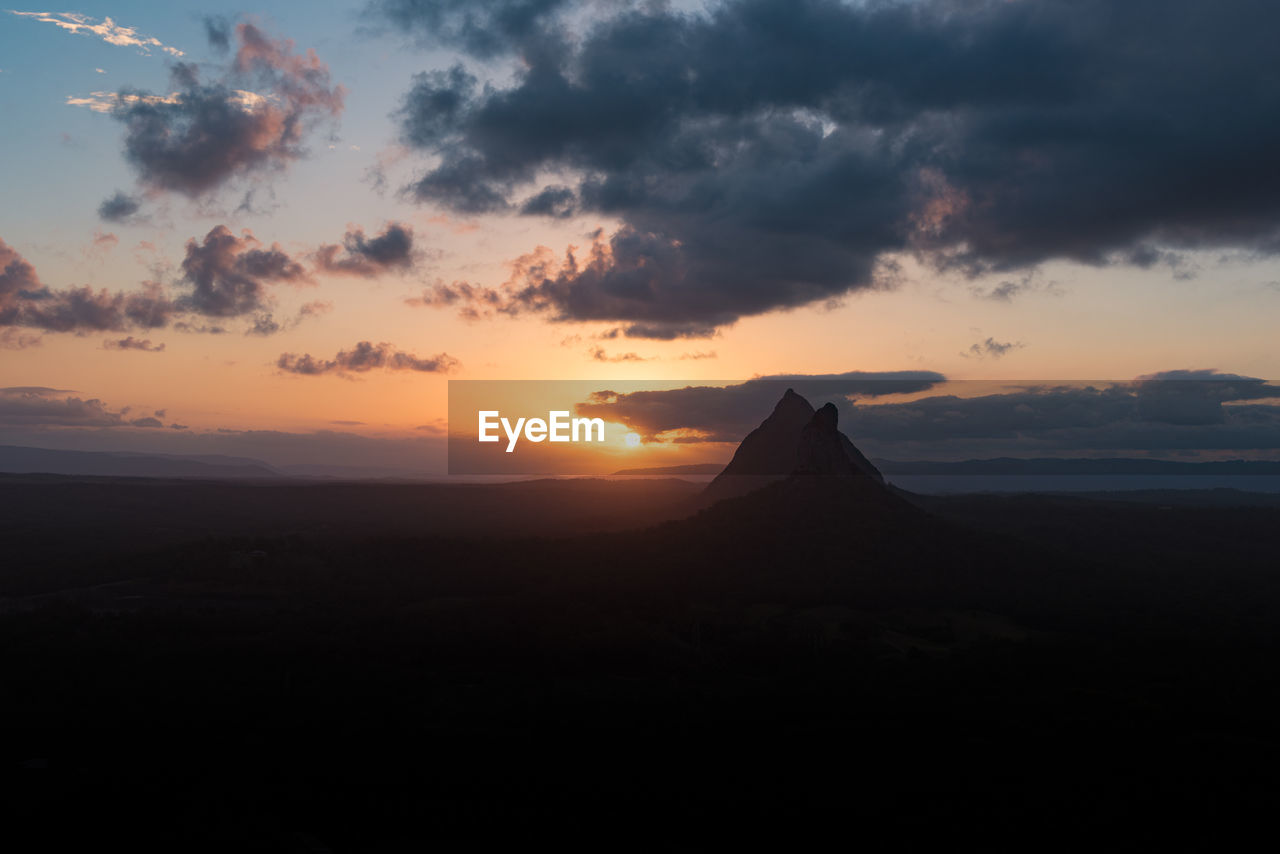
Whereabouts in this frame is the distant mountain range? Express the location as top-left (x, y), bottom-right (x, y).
top-left (0, 445), bottom-right (446, 481)
top-left (876, 458), bottom-right (1280, 475)
top-left (6, 440), bottom-right (1280, 484)
top-left (617, 457), bottom-right (1280, 477)
top-left (0, 445), bottom-right (282, 480)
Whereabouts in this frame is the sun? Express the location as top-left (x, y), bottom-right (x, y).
top-left (624, 432), bottom-right (642, 448)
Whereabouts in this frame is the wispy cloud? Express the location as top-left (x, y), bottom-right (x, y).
top-left (9, 11), bottom-right (184, 56)
top-left (0, 328), bottom-right (41, 349)
top-left (961, 338), bottom-right (1025, 359)
top-left (103, 336), bottom-right (165, 352)
top-left (66, 89), bottom-right (263, 114)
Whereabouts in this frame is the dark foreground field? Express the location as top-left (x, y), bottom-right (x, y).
top-left (4, 474), bottom-right (1280, 847)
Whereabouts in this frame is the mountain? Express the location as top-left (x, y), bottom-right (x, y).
top-left (0, 445), bottom-right (281, 480)
top-left (702, 389), bottom-right (883, 504)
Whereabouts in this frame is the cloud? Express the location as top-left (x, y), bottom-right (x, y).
top-left (838, 372), bottom-right (1280, 457)
top-left (5, 285), bottom-right (175, 333)
top-left (171, 322), bottom-right (227, 335)
top-left (1, 238), bottom-right (176, 334)
top-left (0, 329), bottom-right (41, 349)
top-left (1130, 370), bottom-right (1280, 426)
top-left (313, 222), bottom-right (418, 277)
top-left (246, 300), bottom-right (331, 337)
top-left (9, 10), bottom-right (184, 56)
top-left (7, 220), bottom-right (398, 339)
top-left (519, 185), bottom-right (576, 218)
top-left (204, 15), bottom-right (231, 53)
top-left (369, 0), bottom-right (577, 59)
top-left (970, 271), bottom-right (1062, 303)
top-left (97, 192), bottom-right (143, 223)
top-left (246, 315), bottom-right (279, 336)
top-left (1, 237), bottom-right (41, 299)
top-left (296, 300), bottom-right (332, 321)
top-left (4, 231), bottom-right (328, 338)
top-left (83, 230), bottom-right (119, 264)
top-left (0, 386), bottom-right (142, 427)
top-left (276, 341), bottom-right (460, 376)
top-left (178, 225), bottom-right (308, 318)
top-left (406, 279), bottom-right (508, 318)
top-left (588, 345), bottom-right (648, 362)
top-left (391, 0), bottom-right (1280, 336)
top-left (179, 222), bottom-right (411, 325)
top-left (104, 336), bottom-right (165, 352)
top-left (962, 338), bottom-right (1023, 359)
top-left (100, 22), bottom-right (343, 200)
top-left (576, 371), bottom-right (946, 441)
top-left (68, 90), bottom-right (183, 115)
top-left (570, 370), bottom-right (1280, 457)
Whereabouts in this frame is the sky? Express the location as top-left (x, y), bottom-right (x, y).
top-left (2, 0), bottom-right (1279, 475)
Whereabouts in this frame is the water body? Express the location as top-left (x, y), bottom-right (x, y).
top-left (886, 474), bottom-right (1280, 495)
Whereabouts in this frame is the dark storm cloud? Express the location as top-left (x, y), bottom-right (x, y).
top-left (839, 376), bottom-right (1280, 458)
top-left (313, 222), bottom-right (418, 277)
top-left (276, 341), bottom-right (460, 376)
top-left (576, 371), bottom-right (1280, 453)
top-left (97, 191), bottom-right (143, 223)
top-left (178, 225), bottom-right (308, 318)
top-left (107, 22), bottom-right (343, 199)
top-left (576, 371), bottom-right (946, 441)
top-left (613, 321), bottom-right (722, 341)
top-left (394, 0), bottom-right (1280, 337)
top-left (520, 185), bottom-right (576, 218)
top-left (1130, 370), bottom-right (1280, 427)
top-left (2, 238), bottom-right (176, 334)
top-left (370, 0), bottom-right (577, 59)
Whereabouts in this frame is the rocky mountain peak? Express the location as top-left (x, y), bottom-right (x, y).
top-left (702, 390), bottom-right (885, 504)
top-left (795, 403), bottom-right (855, 475)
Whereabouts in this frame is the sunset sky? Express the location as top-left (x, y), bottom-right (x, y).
top-left (3, 1), bottom-right (1279, 475)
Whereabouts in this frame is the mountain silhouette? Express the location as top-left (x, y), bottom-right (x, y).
top-left (702, 388), bottom-right (884, 504)
top-left (0, 444), bottom-right (281, 480)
